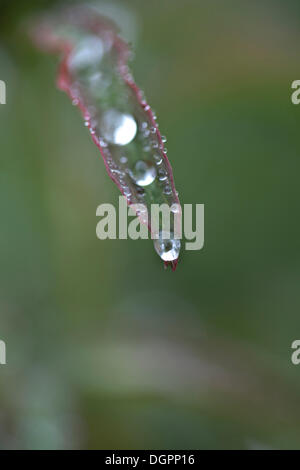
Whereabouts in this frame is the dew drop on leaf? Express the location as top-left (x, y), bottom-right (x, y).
top-left (30, 5), bottom-right (182, 269)
top-left (101, 109), bottom-right (137, 146)
top-left (129, 160), bottom-right (156, 187)
top-left (154, 231), bottom-right (181, 262)
top-left (68, 36), bottom-right (104, 71)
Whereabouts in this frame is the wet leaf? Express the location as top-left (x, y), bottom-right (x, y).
top-left (29, 5), bottom-right (182, 270)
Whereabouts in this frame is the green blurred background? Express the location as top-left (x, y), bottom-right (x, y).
top-left (1, 0), bottom-right (300, 449)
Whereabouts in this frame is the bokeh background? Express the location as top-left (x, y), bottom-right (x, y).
top-left (1, 0), bottom-right (300, 449)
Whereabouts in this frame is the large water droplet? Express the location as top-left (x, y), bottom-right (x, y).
top-left (130, 160), bottom-right (156, 186)
top-left (101, 109), bottom-right (137, 146)
top-left (69, 36), bottom-right (104, 71)
top-left (154, 231), bottom-right (181, 262)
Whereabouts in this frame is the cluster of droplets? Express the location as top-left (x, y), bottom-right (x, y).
top-left (99, 111), bottom-right (179, 260)
top-left (52, 19), bottom-right (181, 265)
top-left (136, 120), bottom-right (174, 198)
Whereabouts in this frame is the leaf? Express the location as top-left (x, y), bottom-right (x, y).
top-left (29, 5), bottom-right (182, 270)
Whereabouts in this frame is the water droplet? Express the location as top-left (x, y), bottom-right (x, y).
top-left (101, 109), bottom-right (137, 146)
top-left (163, 185), bottom-right (172, 195)
top-left (130, 160), bottom-right (156, 187)
top-left (171, 203), bottom-right (181, 214)
top-left (69, 36), bottom-right (104, 71)
top-left (99, 138), bottom-right (108, 148)
top-left (111, 168), bottom-right (122, 175)
top-left (154, 231), bottom-right (181, 262)
top-left (161, 136), bottom-right (167, 143)
top-left (120, 156), bottom-right (128, 164)
top-left (158, 168), bottom-right (167, 178)
top-left (154, 154), bottom-right (162, 163)
top-left (123, 187), bottom-right (131, 197)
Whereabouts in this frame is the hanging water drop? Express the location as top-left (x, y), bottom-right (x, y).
top-left (154, 231), bottom-right (181, 262)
